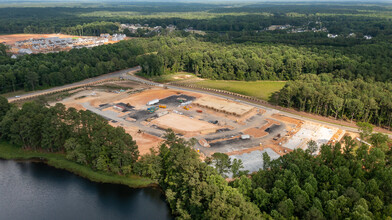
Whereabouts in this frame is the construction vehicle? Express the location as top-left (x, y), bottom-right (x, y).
top-left (177, 98), bottom-right (186, 103)
top-left (183, 106), bottom-right (190, 110)
top-left (196, 110), bottom-right (203, 113)
top-left (159, 105), bottom-right (167, 108)
top-left (147, 106), bottom-right (159, 113)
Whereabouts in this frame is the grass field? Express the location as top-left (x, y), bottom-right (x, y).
top-left (138, 72), bottom-right (198, 83)
top-left (194, 80), bottom-right (286, 101)
top-left (0, 142), bottom-right (155, 188)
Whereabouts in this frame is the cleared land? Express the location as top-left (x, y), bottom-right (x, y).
top-left (193, 96), bottom-right (255, 116)
top-left (194, 80), bottom-right (286, 101)
top-left (0, 34), bottom-right (80, 44)
top-left (143, 72), bottom-right (199, 83)
top-left (151, 113), bottom-right (219, 135)
top-left (53, 81), bottom-right (347, 174)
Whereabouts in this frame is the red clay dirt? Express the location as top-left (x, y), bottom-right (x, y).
top-left (118, 88), bottom-right (201, 108)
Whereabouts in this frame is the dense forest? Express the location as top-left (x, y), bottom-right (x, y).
top-left (134, 122), bottom-right (392, 219)
top-left (0, 98), bottom-right (138, 174)
top-left (2, 3), bottom-right (392, 40)
top-left (137, 37), bottom-right (392, 82)
top-left (276, 74), bottom-right (392, 128)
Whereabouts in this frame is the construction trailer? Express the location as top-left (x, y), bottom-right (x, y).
top-left (241, 135), bottom-right (250, 140)
top-left (147, 99), bottom-right (159, 106)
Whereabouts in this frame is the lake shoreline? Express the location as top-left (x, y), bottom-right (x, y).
top-left (0, 142), bottom-right (159, 189)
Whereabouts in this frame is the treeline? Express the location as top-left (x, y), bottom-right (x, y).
top-left (0, 39), bottom-right (159, 93)
top-left (2, 4), bottom-right (392, 40)
top-left (23, 21), bottom-right (120, 36)
top-left (134, 132), bottom-right (269, 219)
top-left (138, 37), bottom-right (392, 82)
top-left (0, 100), bottom-right (138, 174)
top-left (134, 127), bottom-right (391, 219)
top-left (60, 22), bottom-right (119, 36)
top-left (239, 134), bottom-right (392, 219)
top-left (206, 31), bottom-right (372, 47)
top-left (276, 74), bottom-right (392, 128)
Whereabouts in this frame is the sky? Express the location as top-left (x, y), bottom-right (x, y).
top-left (0, 0), bottom-right (391, 5)
top-left (0, 0), bottom-right (390, 2)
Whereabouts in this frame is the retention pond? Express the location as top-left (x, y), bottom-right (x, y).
top-left (0, 159), bottom-right (173, 220)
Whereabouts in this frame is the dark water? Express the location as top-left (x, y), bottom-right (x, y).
top-left (0, 159), bottom-right (173, 220)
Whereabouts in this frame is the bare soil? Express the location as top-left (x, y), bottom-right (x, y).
top-left (117, 88), bottom-right (201, 108)
top-left (243, 119), bottom-right (281, 138)
top-left (151, 113), bottom-right (219, 137)
top-left (0, 34), bottom-right (80, 44)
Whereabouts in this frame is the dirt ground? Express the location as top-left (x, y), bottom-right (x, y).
top-left (243, 119), bottom-right (281, 138)
top-left (117, 88), bottom-right (201, 108)
top-left (193, 98), bottom-right (260, 123)
top-left (194, 96), bottom-right (255, 116)
top-left (151, 113), bottom-right (219, 136)
top-left (0, 34), bottom-right (81, 44)
top-left (54, 84), bottom-right (352, 160)
top-left (329, 129), bottom-right (346, 144)
top-left (110, 122), bottom-right (164, 155)
top-left (60, 90), bottom-right (122, 109)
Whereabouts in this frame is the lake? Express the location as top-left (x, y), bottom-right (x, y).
top-left (0, 159), bottom-right (173, 220)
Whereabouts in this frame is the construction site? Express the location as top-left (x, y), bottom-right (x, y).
top-left (0, 33), bottom-right (126, 56)
top-left (53, 78), bottom-right (346, 174)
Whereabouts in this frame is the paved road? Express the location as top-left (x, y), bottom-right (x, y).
top-left (7, 66), bottom-right (141, 102)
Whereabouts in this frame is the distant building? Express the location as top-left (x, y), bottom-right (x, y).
top-left (327, 34), bottom-right (338, 38)
top-left (268, 25), bottom-right (291, 31)
top-left (100, 33), bottom-right (110, 38)
top-left (166, 24), bottom-right (176, 32)
top-left (364, 35), bottom-right (373, 40)
top-left (112, 34), bottom-right (126, 41)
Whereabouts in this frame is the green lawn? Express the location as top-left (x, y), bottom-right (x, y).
top-left (0, 142), bottom-right (155, 188)
top-left (194, 80), bottom-right (286, 101)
